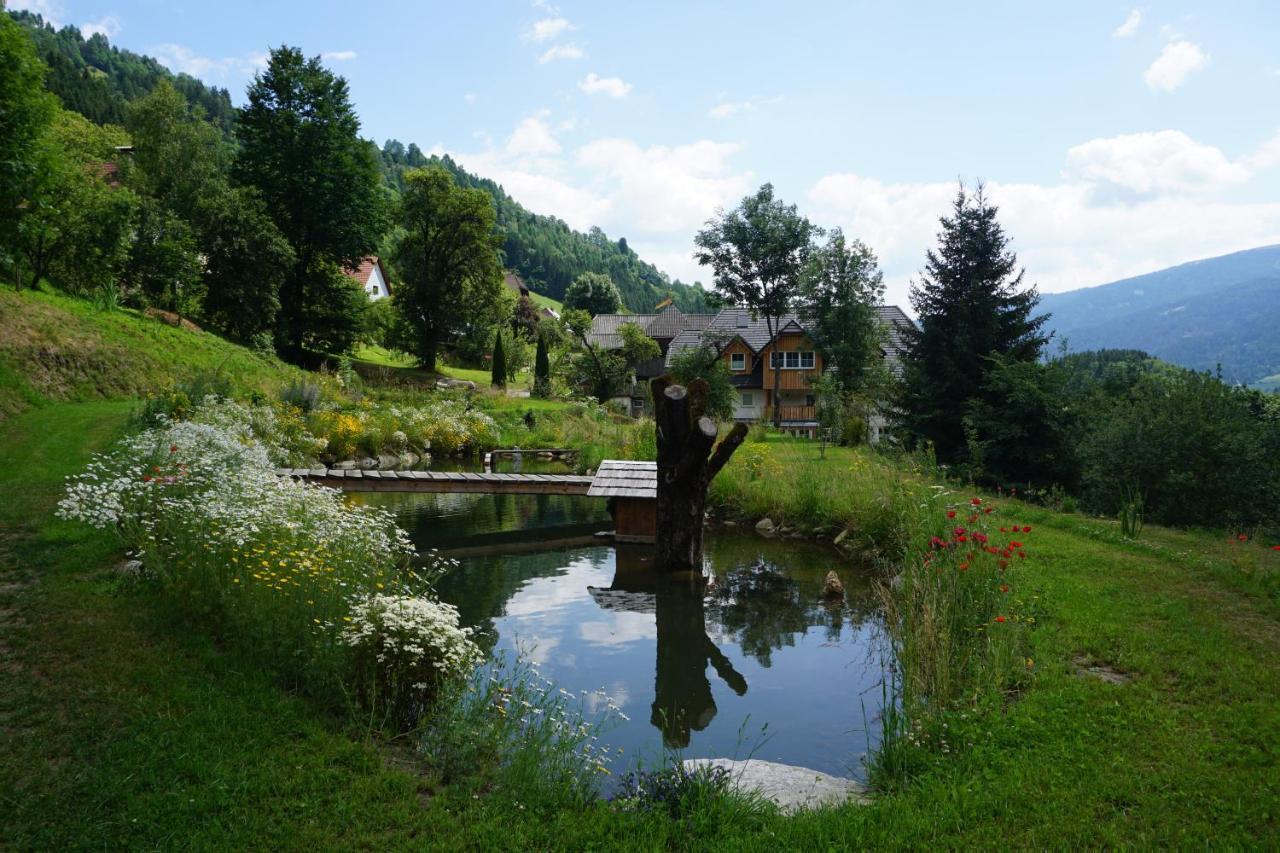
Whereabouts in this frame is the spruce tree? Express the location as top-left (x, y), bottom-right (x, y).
top-left (491, 331), bottom-right (506, 388)
top-left (900, 183), bottom-right (1048, 463)
top-left (533, 332), bottom-right (550, 396)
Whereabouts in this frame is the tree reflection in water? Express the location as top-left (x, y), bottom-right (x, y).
top-left (589, 547), bottom-right (746, 748)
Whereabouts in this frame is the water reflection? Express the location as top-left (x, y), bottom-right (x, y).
top-left (358, 491), bottom-right (889, 778)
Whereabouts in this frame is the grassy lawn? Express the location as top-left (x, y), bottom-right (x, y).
top-left (3, 402), bottom-right (1277, 847)
top-left (0, 286), bottom-right (306, 419)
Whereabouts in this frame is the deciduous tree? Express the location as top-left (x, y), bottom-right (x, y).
top-left (563, 271), bottom-right (622, 315)
top-left (695, 183), bottom-right (817, 426)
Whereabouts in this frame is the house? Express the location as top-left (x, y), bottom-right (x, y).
top-left (665, 305), bottom-right (916, 440)
top-left (344, 257), bottom-right (391, 300)
top-left (587, 305), bottom-right (716, 415)
top-left (506, 271), bottom-right (560, 320)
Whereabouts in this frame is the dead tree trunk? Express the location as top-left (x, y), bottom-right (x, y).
top-left (651, 376), bottom-right (748, 572)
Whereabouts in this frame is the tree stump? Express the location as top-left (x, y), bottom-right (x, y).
top-left (651, 376), bottom-right (749, 572)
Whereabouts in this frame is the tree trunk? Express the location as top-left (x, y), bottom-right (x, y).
top-left (651, 376), bottom-right (748, 572)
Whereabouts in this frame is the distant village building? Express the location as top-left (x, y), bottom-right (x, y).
top-left (587, 303), bottom-right (915, 441)
top-left (344, 257), bottom-right (391, 300)
top-left (505, 271), bottom-right (559, 320)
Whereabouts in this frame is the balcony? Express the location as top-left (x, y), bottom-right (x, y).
top-left (777, 405), bottom-right (816, 423)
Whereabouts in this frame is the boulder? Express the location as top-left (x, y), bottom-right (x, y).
top-left (376, 453), bottom-right (401, 469)
top-left (358, 456), bottom-right (378, 469)
top-left (821, 570), bottom-right (845, 601)
top-left (755, 517), bottom-right (777, 538)
top-left (681, 758), bottom-right (868, 813)
top-left (333, 459), bottom-right (358, 470)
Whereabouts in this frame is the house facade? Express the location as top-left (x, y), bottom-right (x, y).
top-left (344, 257), bottom-right (391, 300)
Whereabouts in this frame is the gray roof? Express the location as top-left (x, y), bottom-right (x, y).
top-left (587, 460), bottom-right (656, 499)
top-left (664, 305), bottom-right (916, 370)
top-left (587, 307), bottom-right (717, 350)
top-left (586, 314), bottom-right (657, 349)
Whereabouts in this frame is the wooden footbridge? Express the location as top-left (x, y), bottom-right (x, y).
top-left (277, 467), bottom-right (594, 495)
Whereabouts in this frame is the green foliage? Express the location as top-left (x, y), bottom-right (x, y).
top-left (901, 183), bottom-right (1049, 463)
top-left (801, 228), bottom-right (886, 395)
top-left (667, 344), bottom-right (735, 422)
top-left (532, 334), bottom-right (551, 398)
top-left (376, 143), bottom-right (709, 314)
top-left (695, 182), bottom-right (816, 423)
top-left (7, 10), bottom-right (236, 134)
top-left (1118, 485), bottom-right (1145, 540)
top-left (122, 197), bottom-right (203, 316)
top-left (563, 271), bottom-right (622, 315)
top-left (236, 46), bottom-right (386, 359)
top-left (490, 330), bottom-right (506, 388)
top-left (0, 11), bottom-right (59, 268)
top-left (563, 308), bottom-right (630, 402)
top-left (389, 166), bottom-right (504, 372)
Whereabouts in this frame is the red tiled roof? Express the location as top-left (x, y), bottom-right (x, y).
top-left (344, 256), bottom-right (390, 292)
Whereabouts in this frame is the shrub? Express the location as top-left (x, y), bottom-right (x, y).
top-left (280, 380), bottom-right (322, 413)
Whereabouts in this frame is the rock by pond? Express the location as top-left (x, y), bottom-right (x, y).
top-left (681, 758), bottom-right (868, 812)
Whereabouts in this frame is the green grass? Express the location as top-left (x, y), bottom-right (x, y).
top-left (528, 290), bottom-right (563, 313)
top-left (352, 344), bottom-right (418, 369)
top-left (4, 404), bottom-right (1278, 846)
top-left (0, 286), bottom-right (308, 419)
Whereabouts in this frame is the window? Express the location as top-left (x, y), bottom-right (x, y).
top-left (741, 392), bottom-right (754, 407)
top-left (805, 394), bottom-right (816, 407)
top-left (771, 350), bottom-right (816, 369)
top-left (800, 351), bottom-right (815, 369)
top-left (730, 352), bottom-right (746, 371)
top-left (784, 351), bottom-right (800, 368)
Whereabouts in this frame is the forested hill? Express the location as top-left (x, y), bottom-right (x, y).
top-left (8, 10), bottom-right (708, 315)
top-left (376, 143), bottom-right (709, 313)
top-left (9, 11), bottom-right (236, 135)
top-left (1039, 245), bottom-right (1280, 387)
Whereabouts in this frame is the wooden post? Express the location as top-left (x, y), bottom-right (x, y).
top-left (651, 376), bottom-right (748, 572)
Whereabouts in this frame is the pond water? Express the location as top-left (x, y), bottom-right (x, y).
top-left (352, 492), bottom-right (891, 781)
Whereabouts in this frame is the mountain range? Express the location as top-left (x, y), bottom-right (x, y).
top-left (1038, 245), bottom-right (1280, 388)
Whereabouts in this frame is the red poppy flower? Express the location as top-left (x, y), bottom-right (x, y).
top-left (971, 497), bottom-right (983, 506)
top-left (999, 559), bottom-right (1009, 570)
top-left (170, 444), bottom-right (178, 453)
top-left (1010, 541), bottom-right (1023, 549)
top-left (953, 526), bottom-right (966, 536)
top-left (994, 616), bottom-right (1006, 623)
top-left (1022, 526), bottom-right (1033, 533)
top-left (1018, 551), bottom-right (1027, 559)
top-left (1273, 545), bottom-right (1280, 551)
top-left (999, 526), bottom-right (1008, 533)
top-left (983, 507), bottom-right (994, 514)
top-left (956, 534), bottom-right (968, 543)
top-left (1237, 533), bottom-right (1249, 542)
top-left (959, 562), bottom-right (969, 571)
top-left (974, 532), bottom-right (989, 543)
top-left (142, 475), bottom-right (152, 482)
top-left (947, 510), bottom-right (957, 519)
top-left (929, 536), bottom-right (944, 549)
top-left (999, 584), bottom-right (1009, 593)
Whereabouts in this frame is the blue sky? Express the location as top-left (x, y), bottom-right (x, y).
top-left (14, 0), bottom-right (1280, 308)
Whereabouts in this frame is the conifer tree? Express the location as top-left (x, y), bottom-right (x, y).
top-left (491, 331), bottom-right (506, 388)
top-left (900, 183), bottom-right (1048, 462)
top-left (533, 332), bottom-right (550, 396)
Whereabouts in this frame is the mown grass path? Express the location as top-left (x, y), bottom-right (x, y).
top-left (1, 402), bottom-right (1277, 848)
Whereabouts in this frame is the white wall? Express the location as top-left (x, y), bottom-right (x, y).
top-left (366, 265), bottom-right (388, 300)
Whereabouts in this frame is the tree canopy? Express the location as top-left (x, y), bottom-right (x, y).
top-left (563, 271), bottom-right (623, 315)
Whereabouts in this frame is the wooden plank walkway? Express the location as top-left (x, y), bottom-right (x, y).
top-left (277, 468), bottom-right (594, 495)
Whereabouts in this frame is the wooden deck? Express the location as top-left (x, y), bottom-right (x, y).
top-left (277, 468), bottom-right (593, 495)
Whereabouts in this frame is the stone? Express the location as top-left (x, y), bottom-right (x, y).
top-left (376, 453), bottom-right (400, 469)
top-left (333, 459), bottom-right (358, 470)
top-left (755, 517), bottom-right (776, 537)
top-left (682, 758), bottom-right (868, 813)
top-left (821, 570), bottom-right (845, 601)
top-left (358, 456), bottom-right (378, 469)
top-left (723, 520), bottom-right (738, 528)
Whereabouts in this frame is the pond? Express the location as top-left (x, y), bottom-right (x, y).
top-left (353, 491), bottom-right (891, 781)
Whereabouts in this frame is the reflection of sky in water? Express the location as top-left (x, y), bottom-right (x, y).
top-left (363, 491), bottom-right (890, 780)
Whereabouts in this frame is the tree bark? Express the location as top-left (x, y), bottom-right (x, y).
top-left (652, 376), bottom-right (748, 572)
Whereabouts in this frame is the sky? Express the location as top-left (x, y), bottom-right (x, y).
top-left (13, 0), bottom-right (1280, 309)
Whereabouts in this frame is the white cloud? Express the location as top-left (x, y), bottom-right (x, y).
top-left (7, 0), bottom-right (63, 26)
top-left (1112, 9), bottom-right (1142, 39)
top-left (808, 134), bottom-right (1280, 309)
top-left (80, 15), bottom-right (121, 40)
top-left (539, 43), bottom-right (585, 63)
top-left (1144, 40), bottom-right (1209, 92)
top-left (1065, 130), bottom-right (1249, 194)
top-left (505, 110), bottom-right (562, 157)
top-left (151, 43), bottom-right (266, 80)
top-left (463, 92), bottom-right (478, 104)
top-left (578, 72), bottom-right (632, 98)
top-left (708, 95), bottom-right (782, 119)
top-left (525, 16), bottom-right (575, 42)
top-left (435, 114), bottom-right (751, 284)
top-left (322, 50), bottom-right (357, 62)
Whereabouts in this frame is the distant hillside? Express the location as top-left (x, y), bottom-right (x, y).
top-left (1038, 246), bottom-right (1280, 386)
top-left (8, 10), bottom-right (236, 134)
top-left (376, 144), bottom-right (709, 314)
top-left (8, 10), bottom-right (707, 317)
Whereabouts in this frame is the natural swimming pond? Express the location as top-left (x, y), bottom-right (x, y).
top-left (353, 491), bottom-right (891, 781)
